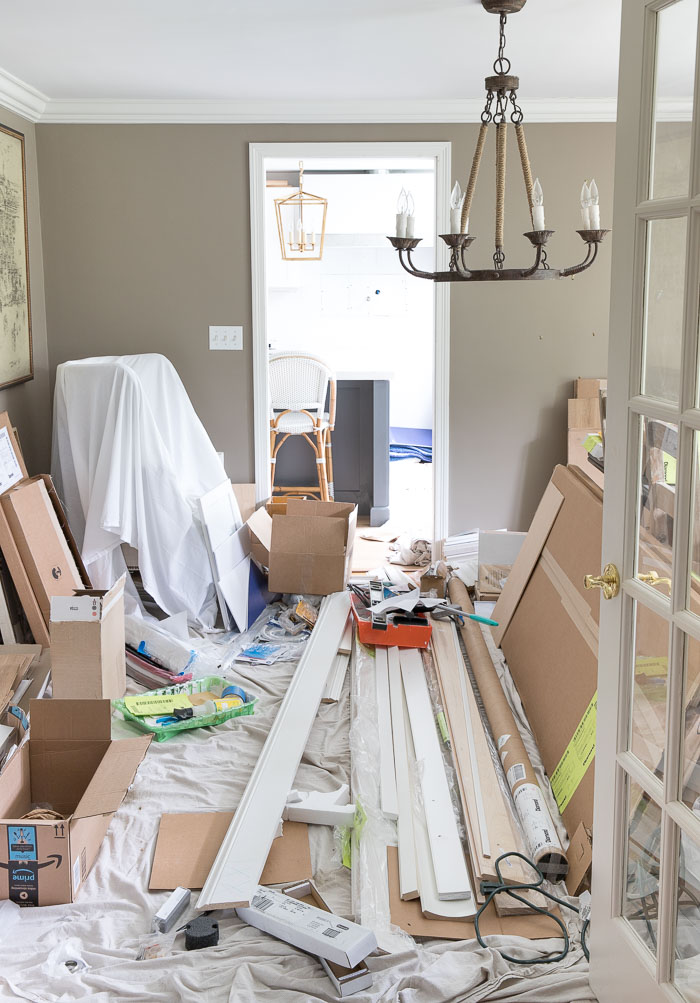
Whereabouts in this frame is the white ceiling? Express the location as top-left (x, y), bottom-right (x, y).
top-left (0, 0), bottom-right (625, 122)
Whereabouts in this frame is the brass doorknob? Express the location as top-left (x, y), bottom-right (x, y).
top-left (583, 563), bottom-right (620, 600)
top-left (638, 570), bottom-right (672, 588)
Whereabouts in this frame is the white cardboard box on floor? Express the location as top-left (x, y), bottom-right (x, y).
top-left (235, 885), bottom-right (377, 968)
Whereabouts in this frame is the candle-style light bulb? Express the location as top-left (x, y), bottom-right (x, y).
top-left (580, 181), bottom-right (591, 229)
top-left (532, 178), bottom-right (545, 230)
top-left (589, 178), bottom-right (600, 229)
top-left (395, 187), bottom-right (408, 238)
top-left (405, 191), bottom-right (415, 237)
top-left (450, 181), bottom-right (464, 233)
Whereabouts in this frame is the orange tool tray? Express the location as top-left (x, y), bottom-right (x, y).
top-left (350, 593), bottom-right (433, 649)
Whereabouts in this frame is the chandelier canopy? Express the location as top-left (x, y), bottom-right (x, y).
top-left (388, 0), bottom-right (609, 283)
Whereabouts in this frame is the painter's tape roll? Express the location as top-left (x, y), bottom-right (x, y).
top-left (447, 576), bottom-right (568, 881)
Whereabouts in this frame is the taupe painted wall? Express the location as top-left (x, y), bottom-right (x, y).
top-left (35, 122), bottom-right (615, 532)
top-left (0, 108), bottom-right (49, 473)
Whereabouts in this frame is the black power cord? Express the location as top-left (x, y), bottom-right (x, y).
top-left (475, 852), bottom-right (590, 964)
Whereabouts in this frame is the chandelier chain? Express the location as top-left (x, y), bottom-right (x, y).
top-left (493, 13), bottom-right (511, 75)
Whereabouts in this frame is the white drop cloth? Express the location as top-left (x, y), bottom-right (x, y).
top-left (51, 355), bottom-right (233, 627)
top-left (0, 639), bottom-right (596, 1003)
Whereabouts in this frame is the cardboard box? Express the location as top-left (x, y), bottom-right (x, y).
top-left (567, 429), bottom-right (605, 489)
top-left (495, 465), bottom-right (602, 844)
top-left (567, 398), bottom-right (601, 430)
top-left (50, 575), bottom-right (127, 700)
top-left (248, 500), bottom-right (357, 596)
top-left (0, 475), bottom-right (89, 633)
top-left (0, 699), bottom-right (150, 906)
top-left (573, 378), bottom-right (607, 399)
top-left (283, 880), bottom-right (373, 997)
top-left (236, 884), bottom-right (377, 968)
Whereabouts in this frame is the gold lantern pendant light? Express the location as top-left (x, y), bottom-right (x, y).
top-left (275, 161), bottom-right (328, 261)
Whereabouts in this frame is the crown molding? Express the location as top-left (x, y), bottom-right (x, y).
top-left (36, 96), bottom-right (618, 124)
top-left (0, 67), bottom-right (47, 123)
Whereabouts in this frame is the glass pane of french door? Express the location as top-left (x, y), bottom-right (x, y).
top-left (593, 0), bottom-right (700, 998)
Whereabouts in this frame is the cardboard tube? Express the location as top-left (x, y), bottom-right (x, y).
top-left (447, 577), bottom-right (568, 881)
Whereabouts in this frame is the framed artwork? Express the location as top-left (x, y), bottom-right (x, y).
top-left (0, 122), bottom-right (33, 389)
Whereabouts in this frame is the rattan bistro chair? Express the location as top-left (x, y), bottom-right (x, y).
top-left (269, 352), bottom-right (336, 502)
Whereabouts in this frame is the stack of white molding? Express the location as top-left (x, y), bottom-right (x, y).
top-left (322, 614), bottom-right (353, 703)
top-left (374, 641), bottom-right (476, 918)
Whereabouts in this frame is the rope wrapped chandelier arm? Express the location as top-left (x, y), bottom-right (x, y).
top-left (388, 0), bottom-right (609, 284)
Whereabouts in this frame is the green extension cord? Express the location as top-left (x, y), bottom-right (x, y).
top-left (475, 851), bottom-right (590, 964)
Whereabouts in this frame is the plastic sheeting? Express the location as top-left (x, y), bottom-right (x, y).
top-left (52, 354), bottom-right (235, 627)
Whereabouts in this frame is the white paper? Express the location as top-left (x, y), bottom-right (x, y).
top-left (0, 427), bottom-right (23, 494)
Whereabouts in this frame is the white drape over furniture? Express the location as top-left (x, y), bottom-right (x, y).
top-left (52, 354), bottom-right (234, 627)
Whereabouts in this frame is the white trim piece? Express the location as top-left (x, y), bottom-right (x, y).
top-left (249, 143), bottom-right (271, 503)
top-left (283, 785), bottom-right (355, 827)
top-left (400, 647), bottom-right (471, 901)
top-left (33, 96), bottom-right (621, 124)
top-left (0, 67), bottom-right (47, 122)
top-left (197, 590), bottom-right (351, 910)
top-left (376, 646), bottom-right (399, 821)
top-left (338, 617), bottom-right (353, 656)
top-left (249, 140), bottom-right (451, 541)
top-left (405, 699), bottom-right (476, 919)
top-left (387, 646), bottom-right (419, 900)
top-left (449, 625), bottom-right (491, 857)
top-left (321, 651), bottom-right (350, 703)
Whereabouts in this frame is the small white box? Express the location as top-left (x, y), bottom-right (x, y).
top-left (236, 885), bottom-right (376, 968)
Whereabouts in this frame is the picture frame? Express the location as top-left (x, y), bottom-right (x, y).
top-left (0, 122), bottom-right (33, 389)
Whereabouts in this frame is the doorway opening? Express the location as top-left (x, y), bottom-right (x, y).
top-left (250, 142), bottom-right (451, 544)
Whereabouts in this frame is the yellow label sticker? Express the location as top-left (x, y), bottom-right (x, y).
top-left (550, 691), bottom-right (597, 814)
top-left (634, 655), bottom-right (668, 678)
top-left (583, 434), bottom-right (603, 454)
top-left (663, 452), bottom-right (677, 485)
top-left (124, 693), bottom-right (192, 717)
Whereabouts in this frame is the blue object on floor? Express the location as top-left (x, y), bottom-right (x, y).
top-left (389, 426), bottom-right (433, 463)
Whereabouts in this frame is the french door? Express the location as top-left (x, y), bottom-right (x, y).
top-left (590, 1), bottom-right (700, 1000)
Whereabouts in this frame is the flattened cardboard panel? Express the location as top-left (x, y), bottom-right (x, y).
top-left (492, 480), bottom-right (564, 647)
top-left (73, 735), bottom-right (152, 819)
top-left (0, 504), bottom-right (49, 648)
top-left (0, 478), bottom-right (84, 622)
top-left (386, 846), bottom-right (560, 941)
top-left (30, 699), bottom-right (112, 742)
top-left (149, 812), bottom-right (312, 890)
top-left (232, 484), bottom-right (257, 524)
top-left (500, 464), bottom-right (602, 839)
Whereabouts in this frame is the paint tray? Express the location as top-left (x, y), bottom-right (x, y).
top-left (112, 675), bottom-right (257, 742)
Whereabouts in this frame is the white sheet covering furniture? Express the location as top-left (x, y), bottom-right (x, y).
top-left (52, 354), bottom-right (235, 627)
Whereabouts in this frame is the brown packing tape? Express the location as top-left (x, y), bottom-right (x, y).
top-left (447, 577), bottom-right (568, 877)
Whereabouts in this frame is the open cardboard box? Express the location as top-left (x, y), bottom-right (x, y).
top-left (50, 575), bottom-right (127, 700)
top-left (248, 499), bottom-right (357, 595)
top-left (0, 699), bottom-right (151, 906)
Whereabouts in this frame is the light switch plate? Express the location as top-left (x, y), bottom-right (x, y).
top-left (209, 326), bottom-right (243, 350)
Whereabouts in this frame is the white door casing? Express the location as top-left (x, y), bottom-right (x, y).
top-left (249, 141), bottom-right (451, 542)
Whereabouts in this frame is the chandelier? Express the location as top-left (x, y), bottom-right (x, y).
top-left (275, 161), bottom-right (328, 261)
top-left (388, 0), bottom-right (610, 282)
